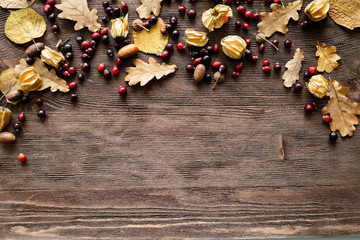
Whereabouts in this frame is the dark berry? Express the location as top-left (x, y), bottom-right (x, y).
top-left (170, 16), bottom-right (178, 26)
top-left (103, 69), bottom-right (111, 79)
top-left (166, 43), bottom-right (174, 51)
top-left (149, 16), bottom-right (158, 25)
top-left (70, 93), bottom-right (78, 102)
top-left (81, 62), bottom-right (90, 71)
top-left (293, 82), bottom-right (303, 93)
top-left (284, 39), bottom-right (292, 48)
top-left (81, 53), bottom-right (90, 61)
top-left (235, 20), bottom-right (242, 28)
top-left (43, 4), bottom-right (53, 15)
top-left (329, 131), bottom-right (338, 142)
top-left (301, 20), bottom-right (309, 28)
top-left (219, 64), bottom-right (227, 73)
top-left (202, 55), bottom-right (211, 65)
top-left (273, 62), bottom-right (282, 72)
top-left (102, 1), bottom-right (110, 8)
top-left (13, 123), bottom-right (22, 132)
top-left (187, 9), bottom-right (197, 18)
top-left (186, 64), bottom-right (195, 72)
top-left (172, 30), bottom-right (179, 39)
top-left (48, 13), bottom-right (56, 21)
top-left (200, 48), bottom-right (208, 56)
top-left (178, 5), bottom-right (186, 14)
top-left (236, 63), bottom-right (243, 71)
top-left (113, 7), bottom-right (121, 17)
top-left (101, 35), bottom-right (109, 43)
top-left (22, 96), bottom-right (30, 103)
top-left (76, 36), bottom-right (83, 44)
top-left (237, 5), bottom-right (246, 14)
top-left (102, 16), bottom-right (109, 23)
top-left (144, 21), bottom-right (151, 29)
top-left (304, 71), bottom-right (310, 80)
top-left (259, 43), bottom-right (265, 53)
top-left (77, 74), bottom-right (85, 81)
top-left (107, 49), bottom-right (114, 57)
top-left (63, 44), bottom-right (72, 52)
top-left (51, 24), bottom-right (60, 33)
top-left (37, 109), bottom-right (47, 118)
top-left (65, 52), bottom-right (73, 60)
top-left (105, 6), bottom-right (114, 15)
top-left (304, 104), bottom-right (314, 113)
top-left (213, 44), bottom-right (220, 53)
top-left (251, 55), bottom-right (258, 63)
top-left (26, 57), bottom-right (34, 65)
top-left (244, 49), bottom-right (252, 58)
top-left (165, 23), bottom-right (173, 32)
top-left (35, 98), bottom-right (43, 105)
top-left (271, 39), bottom-right (279, 46)
top-left (204, 73), bottom-right (212, 81)
top-left (85, 47), bottom-right (94, 55)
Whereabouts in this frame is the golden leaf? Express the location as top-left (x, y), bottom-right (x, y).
top-left (329, 0), bottom-right (360, 30)
top-left (282, 48), bottom-right (304, 88)
top-left (321, 80), bottom-right (360, 137)
top-left (4, 8), bottom-right (46, 44)
top-left (0, 107), bottom-right (11, 132)
top-left (136, 0), bottom-right (162, 19)
top-left (0, 0), bottom-right (35, 9)
top-left (15, 58), bottom-right (69, 93)
top-left (0, 68), bottom-right (18, 97)
top-left (133, 17), bottom-right (168, 56)
top-left (257, 0), bottom-right (303, 37)
top-left (202, 4), bottom-right (233, 32)
top-left (125, 57), bottom-right (176, 86)
top-left (316, 42), bottom-right (341, 73)
top-left (55, 0), bottom-right (101, 32)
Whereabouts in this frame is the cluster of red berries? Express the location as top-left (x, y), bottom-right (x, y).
top-left (97, 57), bottom-right (122, 78)
top-left (42, 0), bottom-right (61, 33)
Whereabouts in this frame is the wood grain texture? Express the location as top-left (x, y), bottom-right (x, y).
top-left (1, 0), bottom-right (360, 239)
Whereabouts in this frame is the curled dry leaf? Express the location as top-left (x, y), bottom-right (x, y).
top-left (125, 57), bottom-right (176, 86)
top-left (5, 8), bottom-right (46, 44)
top-left (133, 17), bottom-right (168, 56)
top-left (282, 48), bottom-right (304, 88)
top-left (136, 0), bottom-right (162, 19)
top-left (322, 79), bottom-right (360, 137)
top-left (0, 68), bottom-right (18, 104)
top-left (55, 0), bottom-right (101, 32)
top-left (0, 0), bottom-right (35, 9)
top-left (329, 0), bottom-right (360, 30)
top-left (0, 107), bottom-right (11, 132)
top-left (15, 58), bottom-right (69, 93)
top-left (257, 0), bottom-right (303, 37)
top-left (316, 42), bottom-right (341, 73)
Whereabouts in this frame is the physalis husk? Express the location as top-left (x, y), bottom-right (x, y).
top-left (305, 0), bottom-right (330, 22)
top-left (41, 46), bottom-right (65, 69)
top-left (111, 14), bottom-right (129, 39)
top-left (307, 74), bottom-right (329, 98)
top-left (16, 66), bottom-right (43, 94)
top-left (184, 29), bottom-right (209, 47)
top-left (221, 35), bottom-right (247, 59)
top-left (202, 4), bottom-right (233, 32)
top-left (5, 8), bottom-right (46, 44)
top-left (0, 107), bottom-right (11, 132)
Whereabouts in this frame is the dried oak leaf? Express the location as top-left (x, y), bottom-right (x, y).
top-left (133, 17), bottom-right (168, 56)
top-left (136, 0), bottom-right (162, 19)
top-left (316, 42), bottom-right (341, 73)
top-left (15, 57), bottom-right (69, 93)
top-left (5, 8), bottom-right (46, 44)
top-left (0, 68), bottom-right (19, 104)
top-left (0, 107), bottom-right (11, 132)
top-left (329, 0), bottom-right (360, 30)
top-left (125, 57), bottom-right (176, 86)
top-left (282, 48), bottom-right (304, 88)
top-left (322, 79), bottom-right (360, 137)
top-left (55, 0), bottom-right (101, 32)
top-left (257, 0), bottom-right (303, 37)
top-left (0, 0), bottom-right (35, 9)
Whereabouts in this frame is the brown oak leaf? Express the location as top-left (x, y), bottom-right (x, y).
top-left (125, 57), bottom-right (176, 86)
top-left (14, 58), bottom-right (69, 93)
top-left (322, 79), bottom-right (360, 137)
top-left (329, 0), bottom-right (360, 30)
top-left (316, 42), bottom-right (341, 73)
top-left (257, 0), bottom-right (303, 37)
top-left (55, 0), bottom-right (101, 32)
top-left (282, 48), bottom-right (304, 88)
top-left (136, 0), bottom-right (162, 19)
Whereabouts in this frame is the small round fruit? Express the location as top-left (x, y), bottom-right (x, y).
top-left (177, 43), bottom-right (185, 50)
top-left (112, 66), bottom-right (120, 75)
top-left (323, 115), bottom-right (332, 123)
top-left (18, 153), bottom-right (27, 163)
top-left (187, 9), bottom-right (197, 18)
top-left (284, 39), bottom-right (292, 48)
top-left (37, 109), bottom-right (47, 118)
top-left (70, 93), bottom-right (78, 102)
top-left (118, 86), bottom-right (127, 96)
top-left (161, 50), bottom-right (169, 60)
top-left (263, 66), bottom-right (272, 73)
top-left (18, 112), bottom-right (25, 122)
top-left (329, 131), bottom-right (338, 142)
top-left (273, 63), bottom-right (282, 72)
top-left (51, 24), bottom-right (60, 33)
top-left (262, 60), bottom-right (270, 66)
top-left (68, 81), bottom-right (77, 89)
top-left (103, 69), bottom-right (111, 79)
top-left (237, 5), bottom-right (246, 14)
top-left (236, 63), bottom-right (243, 71)
top-left (308, 66), bottom-right (317, 75)
top-left (35, 98), bottom-right (43, 105)
top-left (304, 104), bottom-right (314, 113)
top-left (178, 5), bottom-right (186, 14)
top-left (293, 82), bottom-right (303, 93)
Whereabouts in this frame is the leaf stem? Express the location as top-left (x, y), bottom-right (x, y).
top-left (260, 35), bottom-right (279, 50)
top-left (136, 23), bottom-right (149, 32)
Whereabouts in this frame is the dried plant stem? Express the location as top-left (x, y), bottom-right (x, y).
top-left (136, 23), bottom-right (149, 32)
top-left (260, 35), bottom-right (279, 50)
top-left (213, 77), bottom-right (220, 90)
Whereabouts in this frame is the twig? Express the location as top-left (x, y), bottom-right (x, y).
top-left (259, 35), bottom-right (279, 51)
top-left (136, 23), bottom-right (149, 32)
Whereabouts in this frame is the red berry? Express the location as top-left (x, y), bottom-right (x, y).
top-left (18, 112), bottom-right (25, 121)
top-left (63, 70), bottom-right (70, 77)
top-left (35, 98), bottom-right (43, 105)
top-left (244, 10), bottom-right (253, 19)
top-left (263, 66), bottom-right (272, 73)
top-left (232, 71), bottom-right (240, 78)
top-left (251, 55), bottom-right (258, 63)
top-left (237, 5), bottom-right (246, 15)
top-left (47, 0), bottom-right (56, 5)
top-left (161, 50), bottom-right (169, 60)
top-left (121, 1), bottom-right (128, 12)
top-left (245, 38), bottom-right (251, 47)
top-left (252, 12), bottom-right (260, 20)
top-left (259, 43), bottom-right (265, 53)
top-left (308, 66), bottom-right (317, 75)
top-left (178, 5), bottom-right (186, 14)
top-left (192, 57), bottom-right (202, 66)
top-left (243, 23), bottom-right (250, 30)
top-left (80, 41), bottom-right (90, 50)
top-left (262, 60), bottom-right (270, 66)
top-left (187, 9), bottom-right (197, 18)
top-left (213, 44), bottom-right (220, 53)
top-left (18, 153), bottom-right (26, 163)
top-left (225, 0), bottom-right (233, 4)
top-left (177, 43), bottom-right (185, 50)
top-left (97, 63), bottom-right (105, 72)
top-left (112, 66), bottom-right (120, 75)
top-left (68, 81), bottom-right (77, 89)
top-left (323, 115), bottom-right (332, 123)
top-left (301, 20), bottom-right (309, 28)
top-left (118, 86), bottom-right (127, 96)
top-left (160, 28), bottom-right (167, 35)
top-left (85, 47), bottom-right (94, 55)
top-left (212, 61), bottom-right (221, 69)
top-left (115, 58), bottom-right (122, 66)
top-left (62, 62), bottom-right (70, 70)
top-left (43, 4), bottom-right (53, 15)
top-left (101, 28), bottom-right (108, 35)
top-left (312, 101), bottom-right (317, 110)
top-left (236, 63), bottom-right (243, 71)
top-left (68, 67), bottom-right (77, 74)
top-left (92, 32), bottom-right (101, 40)
top-left (186, 64), bottom-right (195, 72)
top-left (304, 103), bottom-right (314, 113)
top-left (273, 0), bottom-right (280, 3)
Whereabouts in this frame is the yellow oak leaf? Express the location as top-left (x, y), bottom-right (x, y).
top-left (316, 42), bottom-right (341, 73)
top-left (125, 57), bottom-right (176, 86)
top-left (5, 8), bottom-right (46, 44)
top-left (329, 0), bottom-right (360, 30)
top-left (282, 48), bottom-right (304, 88)
top-left (133, 17), bottom-right (168, 56)
top-left (322, 79), bottom-right (360, 137)
top-left (257, 0), bottom-right (303, 37)
top-left (0, 107), bottom-right (11, 132)
top-left (136, 0), bottom-right (162, 19)
top-left (55, 0), bottom-right (101, 32)
top-left (14, 58), bottom-right (69, 93)
top-left (0, 0), bottom-right (35, 9)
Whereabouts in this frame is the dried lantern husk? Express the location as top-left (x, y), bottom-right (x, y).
top-left (16, 66), bottom-right (43, 94)
top-left (0, 107), bottom-right (11, 132)
top-left (111, 14), bottom-right (129, 39)
top-left (40, 46), bottom-right (65, 69)
top-left (184, 29), bottom-right (209, 47)
top-left (305, 0), bottom-right (330, 22)
top-left (202, 4), bottom-right (233, 32)
top-left (221, 35), bottom-right (247, 59)
top-left (306, 74), bottom-right (329, 98)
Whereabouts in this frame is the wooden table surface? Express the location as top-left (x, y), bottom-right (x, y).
top-left (1, 0), bottom-right (360, 239)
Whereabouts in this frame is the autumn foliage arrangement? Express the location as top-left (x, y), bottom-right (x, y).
top-left (0, 0), bottom-right (360, 162)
